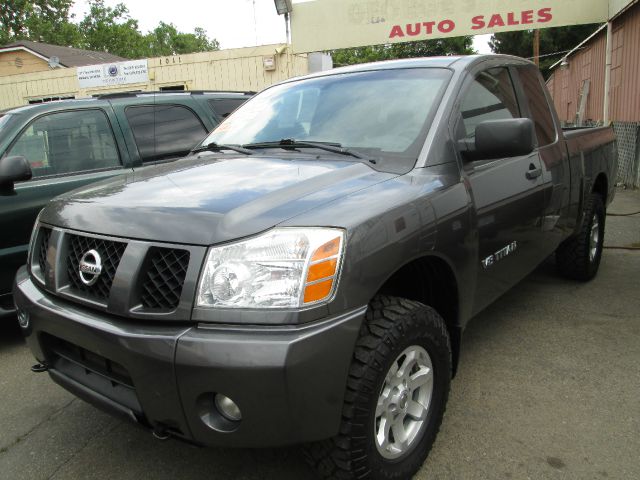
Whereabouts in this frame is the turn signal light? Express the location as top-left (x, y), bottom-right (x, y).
top-left (303, 236), bottom-right (343, 304)
top-left (306, 258), bottom-right (337, 282)
top-left (311, 237), bottom-right (340, 262)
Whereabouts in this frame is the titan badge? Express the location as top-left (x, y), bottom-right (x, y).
top-left (481, 241), bottom-right (518, 269)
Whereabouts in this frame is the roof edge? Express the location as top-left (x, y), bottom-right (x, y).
top-left (0, 45), bottom-right (67, 66)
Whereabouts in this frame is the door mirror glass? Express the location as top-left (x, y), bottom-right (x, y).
top-left (0, 155), bottom-right (32, 195)
top-left (460, 118), bottom-right (535, 160)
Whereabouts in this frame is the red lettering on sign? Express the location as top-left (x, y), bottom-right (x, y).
top-left (406, 23), bottom-right (421, 36)
top-left (487, 13), bottom-right (505, 28)
top-left (438, 19), bottom-right (455, 33)
top-left (507, 12), bottom-right (520, 25)
top-left (538, 7), bottom-right (553, 22)
top-left (521, 10), bottom-right (534, 24)
top-left (471, 15), bottom-right (485, 30)
top-left (389, 25), bottom-right (405, 38)
top-left (422, 21), bottom-right (436, 34)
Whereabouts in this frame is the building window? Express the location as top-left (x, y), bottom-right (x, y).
top-left (611, 26), bottom-right (624, 88)
top-left (28, 96), bottom-right (76, 104)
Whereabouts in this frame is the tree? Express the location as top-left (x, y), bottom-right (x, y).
top-left (0, 0), bottom-right (78, 46)
top-left (489, 24), bottom-right (602, 77)
top-left (145, 22), bottom-right (220, 56)
top-left (332, 37), bottom-right (474, 67)
top-left (77, 0), bottom-right (147, 58)
top-left (1, 0), bottom-right (219, 59)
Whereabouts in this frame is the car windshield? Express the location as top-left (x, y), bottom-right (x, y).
top-left (201, 68), bottom-right (451, 171)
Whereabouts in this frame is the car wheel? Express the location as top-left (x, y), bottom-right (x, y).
top-left (305, 295), bottom-right (451, 480)
top-left (556, 193), bottom-right (605, 281)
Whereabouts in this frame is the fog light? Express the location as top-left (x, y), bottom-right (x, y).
top-left (16, 308), bottom-right (29, 329)
top-left (214, 393), bottom-right (242, 422)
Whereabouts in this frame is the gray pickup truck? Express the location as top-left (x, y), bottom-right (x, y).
top-left (14, 55), bottom-right (616, 480)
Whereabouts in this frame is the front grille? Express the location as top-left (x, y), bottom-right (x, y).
top-left (38, 227), bottom-right (52, 276)
top-left (141, 248), bottom-right (190, 310)
top-left (66, 234), bottom-right (126, 301)
top-left (30, 225), bottom-right (200, 320)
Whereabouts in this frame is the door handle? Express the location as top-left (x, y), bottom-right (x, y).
top-left (526, 165), bottom-right (542, 180)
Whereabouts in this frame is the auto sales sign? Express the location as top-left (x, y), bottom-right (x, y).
top-left (77, 59), bottom-right (149, 89)
top-left (290, 0), bottom-right (609, 53)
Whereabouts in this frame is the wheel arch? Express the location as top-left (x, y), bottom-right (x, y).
top-left (592, 172), bottom-right (608, 202)
top-left (374, 253), bottom-right (462, 376)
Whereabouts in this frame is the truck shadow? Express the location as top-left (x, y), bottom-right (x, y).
top-left (41, 408), bottom-right (315, 479)
top-left (0, 317), bottom-right (25, 349)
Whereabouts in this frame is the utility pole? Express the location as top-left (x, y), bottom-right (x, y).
top-left (246, 0), bottom-right (258, 45)
top-left (533, 29), bottom-right (540, 67)
top-left (603, 21), bottom-right (612, 124)
top-left (285, 12), bottom-right (290, 43)
top-left (253, 0), bottom-right (258, 45)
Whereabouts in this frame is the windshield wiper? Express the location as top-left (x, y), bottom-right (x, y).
top-left (191, 142), bottom-right (254, 155)
top-left (243, 139), bottom-right (376, 164)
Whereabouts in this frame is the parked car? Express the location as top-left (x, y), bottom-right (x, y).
top-left (0, 90), bottom-right (252, 318)
top-left (14, 56), bottom-right (616, 480)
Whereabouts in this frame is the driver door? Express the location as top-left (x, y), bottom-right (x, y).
top-left (455, 66), bottom-right (546, 314)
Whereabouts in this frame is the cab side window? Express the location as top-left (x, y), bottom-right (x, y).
top-left (517, 66), bottom-right (557, 146)
top-left (125, 104), bottom-right (207, 162)
top-left (8, 110), bottom-right (120, 178)
top-left (458, 67), bottom-right (520, 140)
top-left (208, 98), bottom-right (248, 120)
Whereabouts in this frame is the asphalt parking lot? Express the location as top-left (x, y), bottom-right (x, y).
top-left (1, 189), bottom-right (639, 480)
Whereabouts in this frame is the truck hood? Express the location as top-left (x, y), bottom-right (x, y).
top-left (41, 154), bottom-right (397, 245)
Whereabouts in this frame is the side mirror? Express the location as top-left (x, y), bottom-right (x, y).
top-left (0, 155), bottom-right (32, 195)
top-left (461, 118), bottom-right (535, 160)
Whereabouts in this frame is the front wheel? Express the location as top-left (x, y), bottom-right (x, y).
top-left (556, 193), bottom-right (605, 281)
top-left (305, 296), bottom-right (451, 480)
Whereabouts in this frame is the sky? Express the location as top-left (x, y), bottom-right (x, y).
top-left (71, 0), bottom-right (492, 52)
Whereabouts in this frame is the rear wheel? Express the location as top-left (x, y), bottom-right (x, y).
top-left (305, 295), bottom-right (451, 480)
top-left (556, 193), bottom-right (605, 281)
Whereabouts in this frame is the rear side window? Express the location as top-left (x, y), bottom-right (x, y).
top-left (208, 98), bottom-right (247, 119)
top-left (458, 67), bottom-right (520, 139)
top-left (517, 66), bottom-right (557, 146)
top-left (7, 109), bottom-right (120, 178)
top-left (125, 104), bottom-right (207, 162)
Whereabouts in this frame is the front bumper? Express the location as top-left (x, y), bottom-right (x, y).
top-left (14, 266), bottom-right (365, 447)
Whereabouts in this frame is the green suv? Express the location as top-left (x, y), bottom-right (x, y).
top-left (0, 90), bottom-right (252, 318)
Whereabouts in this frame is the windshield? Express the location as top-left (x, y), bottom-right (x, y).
top-left (202, 68), bottom-right (451, 170)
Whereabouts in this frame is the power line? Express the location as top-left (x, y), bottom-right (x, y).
top-left (526, 47), bottom-right (586, 61)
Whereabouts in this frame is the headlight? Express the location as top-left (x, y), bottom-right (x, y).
top-left (196, 228), bottom-right (345, 309)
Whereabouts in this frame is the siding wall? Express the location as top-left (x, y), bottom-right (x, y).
top-left (0, 51), bottom-right (50, 76)
top-left (0, 44), bottom-right (309, 110)
top-left (547, 2), bottom-right (640, 123)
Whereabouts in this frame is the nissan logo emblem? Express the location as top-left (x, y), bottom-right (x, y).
top-left (79, 249), bottom-right (103, 286)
